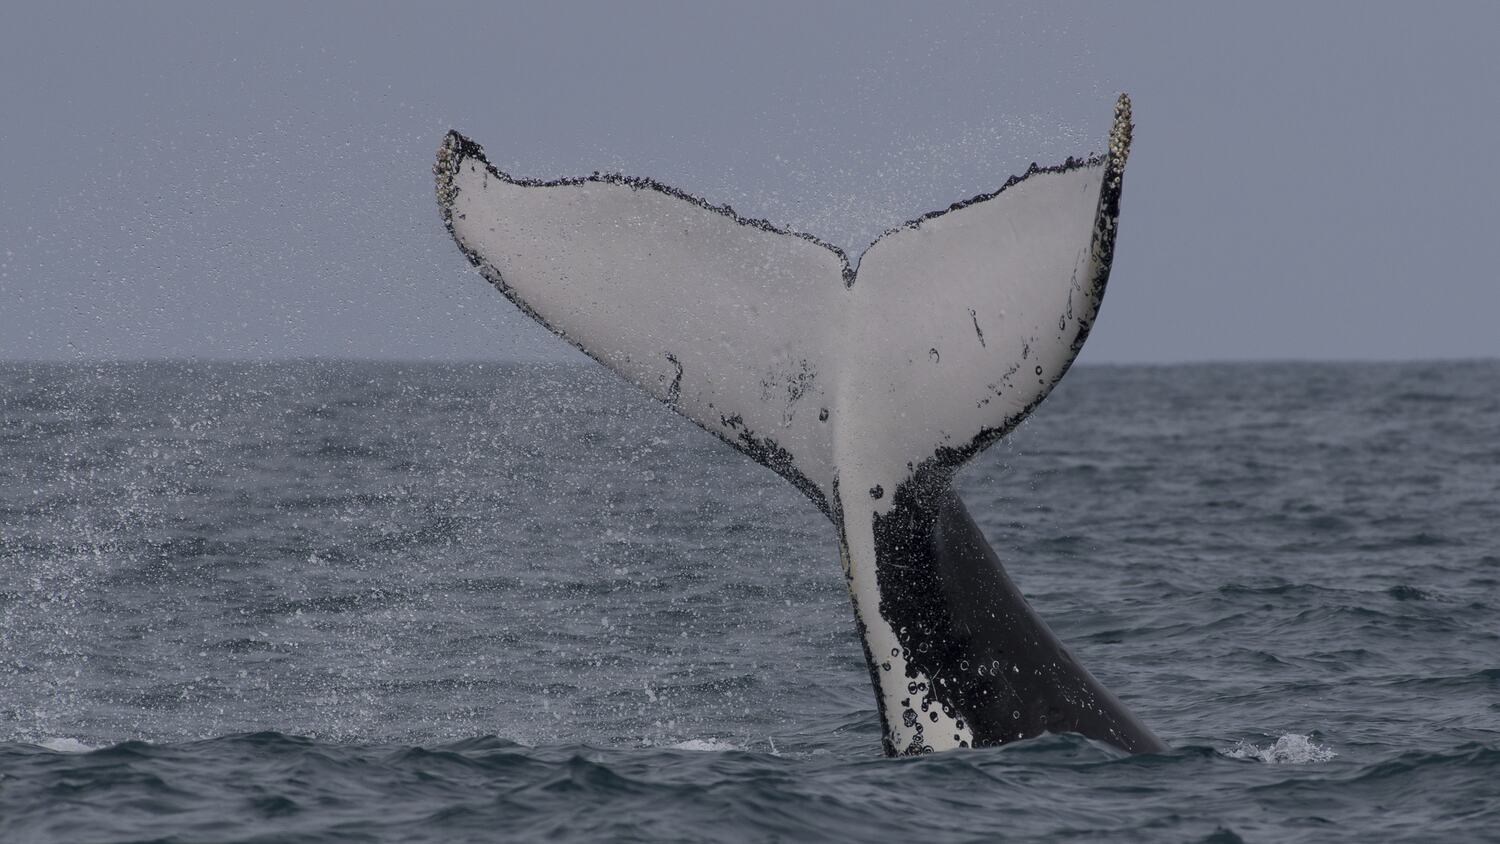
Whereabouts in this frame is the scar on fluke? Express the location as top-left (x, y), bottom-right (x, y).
top-left (663, 352), bottom-right (683, 403)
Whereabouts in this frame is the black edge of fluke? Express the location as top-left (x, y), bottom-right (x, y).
top-left (925, 92), bottom-right (1132, 479)
top-left (436, 129), bottom-right (858, 286)
top-left (435, 100), bottom-right (1128, 292)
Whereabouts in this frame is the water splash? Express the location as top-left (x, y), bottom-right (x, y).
top-left (1225, 734), bottom-right (1337, 764)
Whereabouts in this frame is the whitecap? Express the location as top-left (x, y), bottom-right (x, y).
top-left (1225, 734), bottom-right (1337, 764)
top-left (36, 737), bottom-right (100, 753)
top-left (667, 738), bottom-right (743, 752)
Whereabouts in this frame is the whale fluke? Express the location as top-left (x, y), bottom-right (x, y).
top-left (435, 94), bottom-right (1164, 755)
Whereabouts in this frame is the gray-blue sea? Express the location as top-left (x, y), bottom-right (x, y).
top-left (2, 360), bottom-right (1497, 842)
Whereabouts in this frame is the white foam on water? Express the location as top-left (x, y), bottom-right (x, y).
top-left (667, 738), bottom-right (743, 752)
top-left (36, 737), bottom-right (100, 753)
top-left (1225, 734), bottom-right (1337, 764)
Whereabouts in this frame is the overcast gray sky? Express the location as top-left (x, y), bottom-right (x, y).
top-left (2, 1), bottom-right (1496, 363)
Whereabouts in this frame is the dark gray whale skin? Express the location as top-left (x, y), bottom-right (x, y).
top-left (868, 480), bottom-right (1166, 755)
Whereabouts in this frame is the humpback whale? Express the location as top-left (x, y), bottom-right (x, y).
top-left (435, 94), bottom-right (1165, 755)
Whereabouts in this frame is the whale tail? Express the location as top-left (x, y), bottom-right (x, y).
top-left (436, 94), bottom-right (1164, 755)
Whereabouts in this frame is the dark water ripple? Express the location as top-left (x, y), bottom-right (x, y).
top-left (5, 734), bottom-right (1500, 843)
top-left (2, 360), bottom-right (1499, 841)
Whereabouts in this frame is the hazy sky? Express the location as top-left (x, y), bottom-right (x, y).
top-left (3, 2), bottom-right (1496, 363)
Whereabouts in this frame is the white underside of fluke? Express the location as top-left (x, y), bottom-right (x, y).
top-left (437, 95), bottom-right (1132, 754)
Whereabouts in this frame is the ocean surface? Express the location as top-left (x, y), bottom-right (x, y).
top-left (1, 359), bottom-right (1496, 842)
